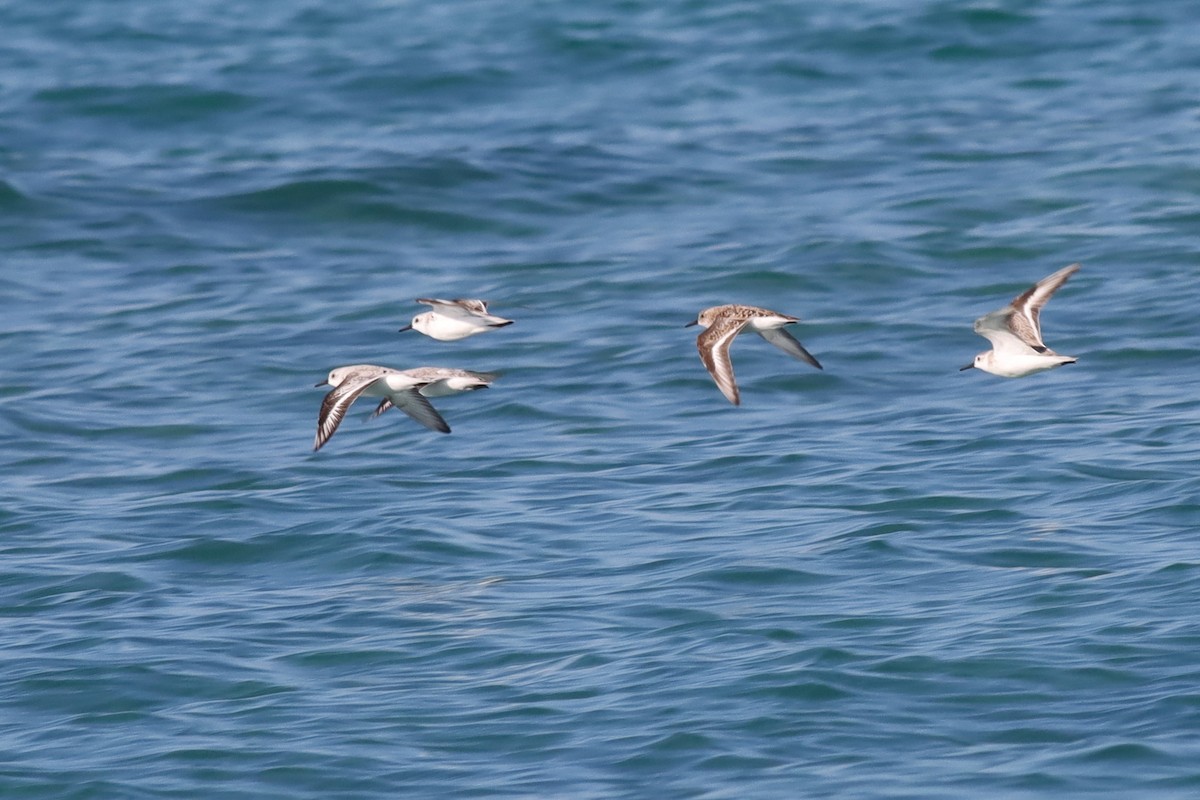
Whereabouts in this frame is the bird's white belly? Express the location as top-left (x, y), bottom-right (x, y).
top-left (982, 352), bottom-right (1071, 378)
top-left (424, 315), bottom-right (481, 340)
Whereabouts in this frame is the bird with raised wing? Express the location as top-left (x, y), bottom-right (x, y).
top-left (962, 263), bottom-right (1080, 378)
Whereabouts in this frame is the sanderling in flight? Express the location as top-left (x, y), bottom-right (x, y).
top-left (961, 263), bottom-right (1080, 378)
top-left (313, 365), bottom-right (495, 451)
top-left (398, 298), bottom-right (514, 341)
top-left (686, 304), bottom-right (822, 405)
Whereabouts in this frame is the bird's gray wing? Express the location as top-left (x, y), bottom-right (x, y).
top-left (973, 309), bottom-right (1040, 356)
top-left (452, 298), bottom-right (490, 314)
top-left (391, 390), bottom-right (451, 433)
top-left (759, 326), bottom-right (822, 370)
top-left (416, 298), bottom-right (486, 318)
top-left (371, 398), bottom-right (393, 418)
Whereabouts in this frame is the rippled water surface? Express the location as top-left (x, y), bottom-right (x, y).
top-left (3, 1), bottom-right (1200, 797)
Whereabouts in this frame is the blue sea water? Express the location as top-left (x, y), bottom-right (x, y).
top-left (2, 0), bottom-right (1200, 796)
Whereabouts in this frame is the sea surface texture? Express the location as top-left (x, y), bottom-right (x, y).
top-left (3, 1), bottom-right (1199, 797)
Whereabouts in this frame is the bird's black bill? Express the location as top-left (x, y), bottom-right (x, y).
top-left (397, 324), bottom-right (412, 333)
top-left (684, 320), bottom-right (698, 327)
top-left (959, 363), bottom-right (975, 371)
top-left (314, 380), bottom-right (329, 387)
